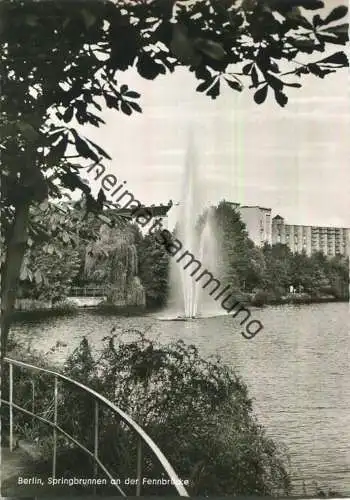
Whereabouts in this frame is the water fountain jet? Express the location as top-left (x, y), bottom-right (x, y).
top-left (164, 135), bottom-right (222, 320)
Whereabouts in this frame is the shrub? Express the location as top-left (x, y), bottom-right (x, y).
top-left (63, 332), bottom-right (291, 496)
top-left (251, 289), bottom-right (268, 307)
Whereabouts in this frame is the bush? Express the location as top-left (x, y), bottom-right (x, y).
top-left (63, 332), bottom-right (291, 496)
top-left (251, 289), bottom-right (268, 307)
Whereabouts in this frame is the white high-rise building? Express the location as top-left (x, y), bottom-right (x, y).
top-left (238, 205), bottom-right (272, 247)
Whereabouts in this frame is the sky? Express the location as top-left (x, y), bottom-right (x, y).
top-left (81, 4), bottom-right (350, 229)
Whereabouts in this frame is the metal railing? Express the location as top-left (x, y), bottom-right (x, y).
top-left (69, 286), bottom-right (107, 297)
top-left (1, 357), bottom-right (189, 497)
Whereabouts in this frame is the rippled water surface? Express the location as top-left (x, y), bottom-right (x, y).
top-left (12, 302), bottom-right (350, 495)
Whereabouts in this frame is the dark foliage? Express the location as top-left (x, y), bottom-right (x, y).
top-left (1, 0), bottom-right (348, 223)
top-left (137, 231), bottom-right (170, 308)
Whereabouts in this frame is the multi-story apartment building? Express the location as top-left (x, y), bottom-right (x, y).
top-left (238, 206), bottom-right (272, 247)
top-left (237, 205), bottom-right (349, 257)
top-left (271, 215), bottom-right (350, 257)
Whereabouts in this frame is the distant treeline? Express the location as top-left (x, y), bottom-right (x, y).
top-left (18, 201), bottom-right (349, 308)
top-left (135, 202), bottom-right (349, 308)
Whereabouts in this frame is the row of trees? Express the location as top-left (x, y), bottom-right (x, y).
top-left (16, 201), bottom-right (349, 307)
top-left (137, 201), bottom-right (349, 306)
top-left (262, 242), bottom-right (349, 300)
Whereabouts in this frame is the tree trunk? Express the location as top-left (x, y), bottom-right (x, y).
top-left (1, 202), bottom-right (30, 359)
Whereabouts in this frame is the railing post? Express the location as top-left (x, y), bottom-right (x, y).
top-left (52, 376), bottom-right (58, 479)
top-left (9, 362), bottom-right (13, 451)
top-left (136, 435), bottom-right (143, 496)
top-left (94, 400), bottom-right (98, 477)
top-left (93, 401), bottom-right (99, 496)
top-left (31, 379), bottom-right (35, 430)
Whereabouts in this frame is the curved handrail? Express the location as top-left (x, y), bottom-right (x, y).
top-left (2, 357), bottom-right (189, 497)
top-left (0, 400), bottom-right (127, 495)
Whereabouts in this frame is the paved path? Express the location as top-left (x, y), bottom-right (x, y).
top-left (1, 447), bottom-right (73, 497)
top-left (1, 446), bottom-right (36, 496)
top-left (1, 447), bottom-right (120, 497)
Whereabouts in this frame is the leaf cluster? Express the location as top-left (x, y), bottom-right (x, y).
top-left (58, 332), bottom-right (291, 495)
top-left (1, 0), bottom-right (348, 226)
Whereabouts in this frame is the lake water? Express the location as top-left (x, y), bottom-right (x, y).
top-left (11, 302), bottom-right (350, 496)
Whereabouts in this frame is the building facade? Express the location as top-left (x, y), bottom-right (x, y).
top-left (237, 205), bottom-right (349, 257)
top-left (238, 205), bottom-right (272, 247)
top-left (271, 215), bottom-right (350, 257)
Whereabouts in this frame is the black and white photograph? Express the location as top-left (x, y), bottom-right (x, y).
top-left (1, 0), bottom-right (349, 497)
